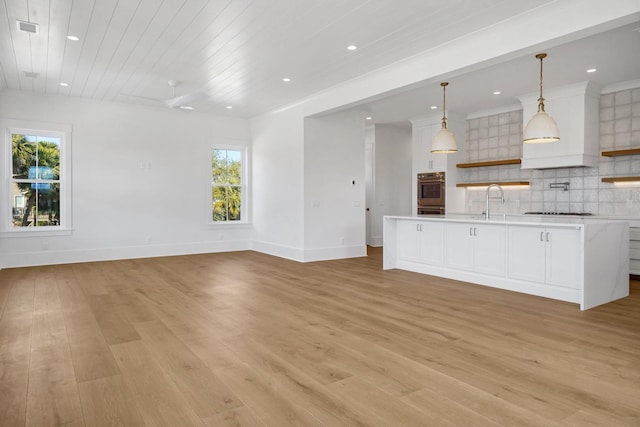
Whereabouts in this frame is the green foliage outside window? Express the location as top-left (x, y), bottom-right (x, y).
top-left (212, 149), bottom-right (242, 221)
top-left (11, 133), bottom-right (61, 227)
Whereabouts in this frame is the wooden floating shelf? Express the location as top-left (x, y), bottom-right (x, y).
top-left (601, 176), bottom-right (640, 183)
top-left (456, 159), bottom-right (521, 168)
top-left (456, 181), bottom-right (530, 188)
top-left (601, 149), bottom-right (640, 157)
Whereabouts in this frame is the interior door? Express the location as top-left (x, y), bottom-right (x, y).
top-left (365, 140), bottom-right (374, 246)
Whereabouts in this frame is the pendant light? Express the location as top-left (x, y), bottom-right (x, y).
top-left (523, 53), bottom-right (559, 144)
top-left (430, 82), bottom-right (458, 154)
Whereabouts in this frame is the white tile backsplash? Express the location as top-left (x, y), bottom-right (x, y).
top-left (601, 93), bottom-right (614, 108)
top-left (601, 107), bottom-right (614, 121)
top-left (600, 134), bottom-right (614, 149)
top-left (615, 132), bottom-right (631, 147)
top-left (601, 121), bottom-right (615, 135)
top-left (616, 104), bottom-right (632, 119)
top-left (616, 91), bottom-right (631, 105)
top-left (461, 87), bottom-right (640, 216)
top-left (615, 119), bottom-right (632, 134)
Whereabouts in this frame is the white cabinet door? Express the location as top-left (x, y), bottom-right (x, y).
top-left (447, 223), bottom-right (506, 276)
top-left (445, 222), bottom-right (474, 271)
top-left (508, 226), bottom-right (546, 282)
top-left (413, 124), bottom-right (446, 172)
top-left (412, 126), bottom-right (431, 172)
top-left (420, 221), bottom-right (444, 266)
top-left (398, 221), bottom-right (422, 263)
top-left (397, 220), bottom-right (444, 266)
top-left (508, 226), bottom-right (581, 288)
top-left (474, 224), bottom-right (506, 277)
top-left (546, 228), bottom-right (581, 289)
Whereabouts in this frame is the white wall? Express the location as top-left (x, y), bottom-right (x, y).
top-left (371, 124), bottom-right (412, 246)
top-left (0, 91), bottom-right (251, 268)
top-left (250, 109), bottom-right (305, 260)
top-left (303, 111), bottom-right (367, 261)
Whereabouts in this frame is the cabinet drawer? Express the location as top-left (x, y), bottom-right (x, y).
top-left (631, 259), bottom-right (640, 274)
top-left (630, 227), bottom-right (640, 240)
top-left (630, 248), bottom-right (640, 260)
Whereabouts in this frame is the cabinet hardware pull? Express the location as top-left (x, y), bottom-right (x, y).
top-left (469, 227), bottom-right (473, 236)
top-left (546, 232), bottom-right (550, 242)
top-left (420, 224), bottom-right (423, 232)
top-left (540, 231), bottom-right (544, 241)
top-left (416, 224), bottom-right (420, 232)
top-left (473, 227), bottom-right (477, 236)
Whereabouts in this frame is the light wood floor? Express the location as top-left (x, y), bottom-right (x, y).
top-left (1, 247), bottom-right (639, 426)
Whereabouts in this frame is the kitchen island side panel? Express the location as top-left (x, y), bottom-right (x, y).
top-left (582, 221), bottom-right (629, 310)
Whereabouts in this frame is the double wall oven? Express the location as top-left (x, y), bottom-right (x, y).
top-left (417, 172), bottom-right (446, 215)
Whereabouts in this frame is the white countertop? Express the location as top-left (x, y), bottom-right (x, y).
top-left (385, 213), bottom-right (631, 228)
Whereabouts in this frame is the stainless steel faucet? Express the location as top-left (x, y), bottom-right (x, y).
top-left (485, 184), bottom-right (504, 220)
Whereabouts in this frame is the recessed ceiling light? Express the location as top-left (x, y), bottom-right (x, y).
top-left (430, 105), bottom-right (437, 110)
top-left (179, 105), bottom-right (194, 110)
top-left (282, 77), bottom-right (291, 82)
top-left (59, 82), bottom-right (69, 87)
top-left (66, 35), bottom-right (79, 41)
top-left (365, 116), bottom-right (372, 120)
top-left (586, 68), bottom-right (597, 73)
top-left (493, 91), bottom-right (501, 95)
top-left (225, 106), bottom-right (233, 109)
top-left (347, 45), bottom-right (357, 51)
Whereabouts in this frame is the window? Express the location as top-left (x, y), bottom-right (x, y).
top-left (2, 120), bottom-right (71, 233)
top-left (211, 147), bottom-right (246, 223)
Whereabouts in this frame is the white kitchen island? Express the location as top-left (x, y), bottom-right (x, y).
top-left (383, 215), bottom-right (630, 310)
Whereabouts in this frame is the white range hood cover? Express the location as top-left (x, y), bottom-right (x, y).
top-left (518, 81), bottom-right (601, 169)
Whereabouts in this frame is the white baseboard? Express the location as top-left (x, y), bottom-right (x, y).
top-left (2, 240), bottom-right (368, 269)
top-left (2, 240), bottom-right (251, 268)
top-left (251, 240), bottom-right (305, 262)
top-left (302, 245), bottom-right (367, 262)
top-left (368, 236), bottom-right (383, 247)
top-left (251, 241), bottom-right (367, 263)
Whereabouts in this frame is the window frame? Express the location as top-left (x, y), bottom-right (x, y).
top-left (1, 119), bottom-right (72, 236)
top-left (209, 144), bottom-right (249, 226)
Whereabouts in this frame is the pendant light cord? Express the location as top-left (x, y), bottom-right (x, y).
top-left (536, 53), bottom-right (547, 113)
top-left (441, 82), bottom-right (448, 129)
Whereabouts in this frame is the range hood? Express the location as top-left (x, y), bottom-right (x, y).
top-left (518, 81), bottom-right (600, 169)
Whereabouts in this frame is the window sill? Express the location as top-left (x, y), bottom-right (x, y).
top-left (0, 228), bottom-right (73, 238)
top-left (207, 222), bottom-right (252, 230)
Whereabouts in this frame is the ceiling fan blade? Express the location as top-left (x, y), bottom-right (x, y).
top-left (163, 92), bottom-right (203, 109)
top-left (117, 93), bottom-right (164, 104)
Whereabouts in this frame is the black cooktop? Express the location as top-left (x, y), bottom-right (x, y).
top-left (524, 212), bottom-right (593, 216)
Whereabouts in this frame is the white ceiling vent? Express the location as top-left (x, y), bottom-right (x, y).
top-left (24, 71), bottom-right (39, 79)
top-left (16, 20), bottom-right (39, 34)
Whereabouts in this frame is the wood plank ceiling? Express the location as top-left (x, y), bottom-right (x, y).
top-left (0, 0), bottom-right (554, 117)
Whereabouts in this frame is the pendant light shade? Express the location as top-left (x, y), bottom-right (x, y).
top-left (523, 53), bottom-right (559, 144)
top-left (431, 82), bottom-right (458, 154)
